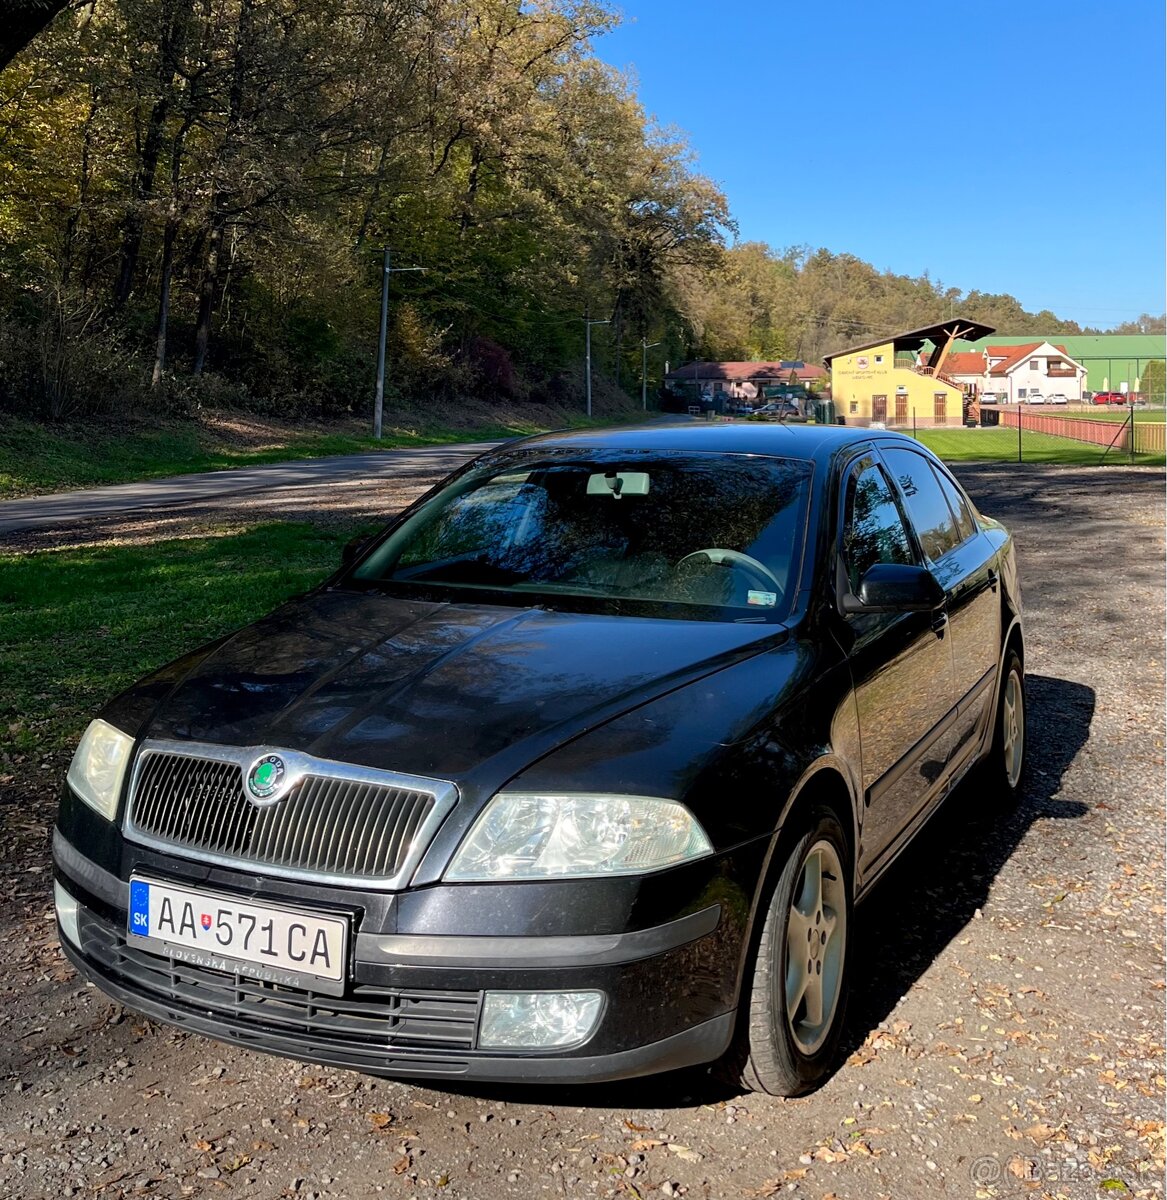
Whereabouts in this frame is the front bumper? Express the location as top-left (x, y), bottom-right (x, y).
top-left (53, 830), bottom-right (748, 1083)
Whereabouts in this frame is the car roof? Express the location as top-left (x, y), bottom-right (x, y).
top-left (504, 421), bottom-right (924, 466)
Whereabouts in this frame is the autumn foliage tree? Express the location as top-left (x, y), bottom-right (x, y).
top-left (0, 0), bottom-right (734, 419)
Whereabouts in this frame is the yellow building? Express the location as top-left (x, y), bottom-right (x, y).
top-left (824, 319), bottom-right (995, 427)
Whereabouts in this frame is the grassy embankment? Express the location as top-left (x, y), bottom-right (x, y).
top-left (0, 414), bottom-right (545, 499)
top-left (0, 523), bottom-right (359, 769)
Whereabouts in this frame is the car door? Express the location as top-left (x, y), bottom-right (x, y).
top-left (878, 446), bottom-right (1001, 775)
top-left (834, 453), bottom-right (959, 878)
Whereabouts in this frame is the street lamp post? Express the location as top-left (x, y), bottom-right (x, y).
top-left (641, 338), bottom-right (662, 411)
top-left (583, 309), bottom-right (610, 418)
top-left (373, 247), bottom-right (427, 439)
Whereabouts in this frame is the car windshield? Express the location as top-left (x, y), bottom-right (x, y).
top-left (346, 449), bottom-right (813, 622)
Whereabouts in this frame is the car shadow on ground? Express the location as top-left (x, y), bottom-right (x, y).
top-left (432, 672), bottom-right (1093, 1109)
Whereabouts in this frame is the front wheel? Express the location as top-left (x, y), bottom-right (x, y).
top-left (731, 808), bottom-right (852, 1096)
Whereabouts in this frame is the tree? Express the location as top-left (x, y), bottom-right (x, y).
top-left (1, 0), bottom-right (71, 72)
top-left (1140, 359), bottom-right (1165, 401)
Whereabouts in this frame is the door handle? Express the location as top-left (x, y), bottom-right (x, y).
top-left (930, 610), bottom-right (948, 636)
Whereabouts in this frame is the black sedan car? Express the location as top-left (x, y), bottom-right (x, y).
top-left (54, 424), bottom-right (1025, 1096)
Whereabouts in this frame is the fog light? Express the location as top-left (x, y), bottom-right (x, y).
top-left (479, 990), bottom-right (604, 1050)
top-left (54, 881), bottom-right (81, 948)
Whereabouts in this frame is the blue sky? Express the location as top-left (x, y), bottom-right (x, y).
top-left (595, 0), bottom-right (1166, 329)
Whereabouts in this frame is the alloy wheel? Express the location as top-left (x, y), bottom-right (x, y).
top-left (1003, 669), bottom-right (1025, 789)
top-left (783, 839), bottom-right (847, 1055)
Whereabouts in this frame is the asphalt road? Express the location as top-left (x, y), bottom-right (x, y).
top-left (0, 443), bottom-right (502, 534)
top-left (0, 460), bottom-right (1163, 1200)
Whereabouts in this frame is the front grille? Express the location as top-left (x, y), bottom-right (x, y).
top-left (127, 750), bottom-right (438, 884)
top-left (79, 911), bottom-right (481, 1060)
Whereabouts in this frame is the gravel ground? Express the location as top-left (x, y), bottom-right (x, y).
top-left (1, 459), bottom-right (1163, 1200)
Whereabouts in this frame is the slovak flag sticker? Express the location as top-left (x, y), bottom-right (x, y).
top-left (200, 913), bottom-right (212, 931)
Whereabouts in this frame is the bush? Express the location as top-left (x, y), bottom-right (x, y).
top-left (0, 281), bottom-right (148, 420)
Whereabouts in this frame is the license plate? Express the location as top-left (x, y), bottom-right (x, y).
top-left (127, 876), bottom-right (348, 993)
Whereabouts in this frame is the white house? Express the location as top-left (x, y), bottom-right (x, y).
top-left (939, 342), bottom-right (1088, 402)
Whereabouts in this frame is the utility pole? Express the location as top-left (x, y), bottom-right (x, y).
top-left (641, 338), bottom-right (662, 411)
top-left (373, 247), bottom-right (426, 439)
top-left (583, 307), bottom-right (610, 418)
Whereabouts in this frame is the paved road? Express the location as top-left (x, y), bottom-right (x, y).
top-left (0, 442), bottom-right (502, 534)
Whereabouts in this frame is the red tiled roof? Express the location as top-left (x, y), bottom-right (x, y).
top-left (987, 343), bottom-right (1042, 375)
top-left (666, 361), bottom-right (827, 382)
top-left (940, 352), bottom-right (990, 376)
top-left (937, 343), bottom-right (1048, 378)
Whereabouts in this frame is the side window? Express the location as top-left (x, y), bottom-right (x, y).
top-left (931, 465), bottom-right (977, 543)
top-left (880, 447), bottom-right (961, 561)
top-left (842, 460), bottom-right (915, 593)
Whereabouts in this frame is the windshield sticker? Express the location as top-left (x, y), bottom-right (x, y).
top-left (747, 590), bottom-right (777, 607)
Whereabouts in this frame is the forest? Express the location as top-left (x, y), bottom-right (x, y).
top-left (1, 0), bottom-right (1162, 425)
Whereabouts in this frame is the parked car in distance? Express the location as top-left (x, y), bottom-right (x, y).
top-left (54, 424), bottom-right (1025, 1097)
top-left (757, 401), bottom-right (799, 418)
top-left (1092, 391), bottom-right (1129, 405)
top-left (979, 392), bottom-right (1000, 405)
top-left (1026, 393), bottom-right (1045, 405)
top-left (1046, 393), bottom-right (1069, 406)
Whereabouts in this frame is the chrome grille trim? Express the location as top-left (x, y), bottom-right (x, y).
top-left (123, 739), bottom-right (457, 889)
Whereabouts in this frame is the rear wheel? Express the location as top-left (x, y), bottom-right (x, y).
top-left (730, 807), bottom-right (852, 1096)
top-left (983, 649), bottom-right (1026, 802)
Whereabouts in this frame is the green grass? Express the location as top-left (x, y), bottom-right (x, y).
top-left (0, 521), bottom-right (367, 757)
top-left (0, 413), bottom-right (613, 500)
top-left (914, 426), bottom-right (1165, 467)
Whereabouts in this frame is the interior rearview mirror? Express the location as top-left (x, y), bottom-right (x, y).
top-left (842, 563), bottom-right (945, 614)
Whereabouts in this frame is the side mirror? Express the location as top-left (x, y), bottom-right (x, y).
top-left (842, 563), bottom-right (944, 614)
top-left (341, 534), bottom-right (373, 567)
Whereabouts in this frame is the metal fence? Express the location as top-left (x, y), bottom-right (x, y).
top-left (713, 398), bottom-right (1166, 465)
top-left (894, 401), bottom-right (1166, 465)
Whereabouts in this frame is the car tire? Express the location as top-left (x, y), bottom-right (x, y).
top-left (729, 807), bottom-right (852, 1096)
top-left (981, 649), bottom-right (1026, 803)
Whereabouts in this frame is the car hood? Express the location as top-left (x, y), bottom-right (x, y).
top-left (134, 590), bottom-right (783, 790)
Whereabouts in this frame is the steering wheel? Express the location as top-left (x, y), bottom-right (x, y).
top-left (675, 548), bottom-right (785, 600)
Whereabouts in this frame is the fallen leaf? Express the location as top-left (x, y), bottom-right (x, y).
top-left (812, 1146), bottom-right (848, 1164)
top-left (367, 1111), bottom-right (393, 1129)
top-left (393, 1156), bottom-right (410, 1175)
top-left (624, 1119), bottom-right (651, 1132)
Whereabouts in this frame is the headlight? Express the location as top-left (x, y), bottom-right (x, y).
top-left (66, 719), bottom-right (133, 821)
top-left (445, 793), bottom-right (713, 881)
